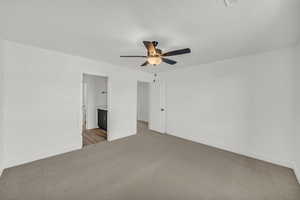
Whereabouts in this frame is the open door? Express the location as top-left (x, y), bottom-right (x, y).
top-left (149, 79), bottom-right (166, 133)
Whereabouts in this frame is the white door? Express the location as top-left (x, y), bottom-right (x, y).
top-left (149, 79), bottom-right (166, 133)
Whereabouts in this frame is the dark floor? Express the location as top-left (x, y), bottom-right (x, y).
top-left (0, 122), bottom-right (299, 200)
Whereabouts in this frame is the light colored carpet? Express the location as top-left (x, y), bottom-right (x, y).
top-left (0, 122), bottom-right (299, 200)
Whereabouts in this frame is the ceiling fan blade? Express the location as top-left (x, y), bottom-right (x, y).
top-left (162, 48), bottom-right (191, 57)
top-left (162, 58), bottom-right (177, 65)
top-left (120, 55), bottom-right (147, 58)
top-left (141, 61), bottom-right (149, 66)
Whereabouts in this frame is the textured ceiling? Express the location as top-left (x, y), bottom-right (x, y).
top-left (0, 0), bottom-right (300, 73)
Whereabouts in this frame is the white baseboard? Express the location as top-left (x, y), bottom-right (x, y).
top-left (108, 132), bottom-right (135, 142)
top-left (167, 132), bottom-right (294, 169)
top-left (5, 143), bottom-right (82, 169)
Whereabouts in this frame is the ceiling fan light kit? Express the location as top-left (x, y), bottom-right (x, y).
top-left (120, 41), bottom-right (191, 67)
top-left (147, 56), bottom-right (162, 65)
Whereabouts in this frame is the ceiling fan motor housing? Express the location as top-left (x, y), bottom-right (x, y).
top-left (152, 41), bottom-right (158, 47)
top-left (156, 49), bottom-right (162, 54)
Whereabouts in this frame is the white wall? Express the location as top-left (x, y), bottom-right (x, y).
top-left (85, 74), bottom-right (97, 129)
top-left (0, 40), bottom-right (152, 168)
top-left (137, 82), bottom-right (149, 122)
top-left (84, 74), bottom-right (107, 129)
top-left (95, 76), bottom-right (108, 107)
top-left (0, 40), bottom-right (4, 175)
top-left (161, 47), bottom-right (296, 168)
top-left (108, 75), bottom-right (138, 141)
top-left (294, 43), bottom-right (300, 183)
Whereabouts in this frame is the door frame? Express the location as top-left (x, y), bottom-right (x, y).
top-left (82, 81), bottom-right (87, 132)
top-left (80, 72), bottom-right (110, 142)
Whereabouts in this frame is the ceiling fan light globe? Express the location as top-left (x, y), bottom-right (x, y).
top-left (147, 56), bottom-right (162, 65)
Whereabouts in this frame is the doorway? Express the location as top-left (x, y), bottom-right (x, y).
top-left (137, 81), bottom-right (150, 134)
top-left (82, 74), bottom-right (108, 147)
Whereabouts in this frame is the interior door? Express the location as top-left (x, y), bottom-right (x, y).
top-left (149, 79), bottom-right (166, 133)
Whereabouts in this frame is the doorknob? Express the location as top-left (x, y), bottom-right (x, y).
top-left (161, 108), bottom-right (165, 111)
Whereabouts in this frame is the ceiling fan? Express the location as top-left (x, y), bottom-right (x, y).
top-left (120, 41), bottom-right (191, 67)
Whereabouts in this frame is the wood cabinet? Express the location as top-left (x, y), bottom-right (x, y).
top-left (97, 109), bottom-right (107, 131)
